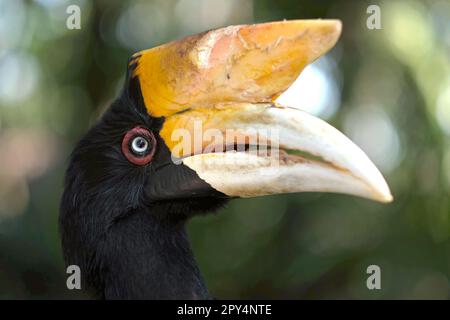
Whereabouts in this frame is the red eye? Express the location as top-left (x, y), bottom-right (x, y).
top-left (121, 127), bottom-right (156, 166)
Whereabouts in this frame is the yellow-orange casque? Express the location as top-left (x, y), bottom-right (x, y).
top-left (131, 20), bottom-right (342, 158)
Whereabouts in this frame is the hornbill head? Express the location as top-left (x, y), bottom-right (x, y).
top-left (60, 20), bottom-right (392, 299)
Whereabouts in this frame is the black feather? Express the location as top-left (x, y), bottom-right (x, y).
top-left (59, 70), bottom-right (228, 299)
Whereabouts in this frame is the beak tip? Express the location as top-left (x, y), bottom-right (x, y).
top-left (377, 192), bottom-right (394, 203)
top-left (371, 183), bottom-right (394, 203)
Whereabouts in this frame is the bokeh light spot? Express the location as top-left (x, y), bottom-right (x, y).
top-left (116, 1), bottom-right (170, 50)
top-left (0, 52), bottom-right (40, 104)
top-left (435, 82), bottom-right (450, 136)
top-left (276, 57), bottom-right (341, 120)
top-left (343, 107), bottom-right (402, 173)
top-left (174, 0), bottom-right (253, 36)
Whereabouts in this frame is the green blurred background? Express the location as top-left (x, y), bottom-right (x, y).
top-left (0, 0), bottom-right (449, 299)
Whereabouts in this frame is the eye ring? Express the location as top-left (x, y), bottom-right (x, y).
top-left (121, 126), bottom-right (156, 166)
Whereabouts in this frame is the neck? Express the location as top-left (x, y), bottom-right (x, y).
top-left (94, 211), bottom-right (210, 299)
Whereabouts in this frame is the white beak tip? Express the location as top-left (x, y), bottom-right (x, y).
top-left (366, 178), bottom-right (393, 203)
top-left (374, 190), bottom-right (394, 203)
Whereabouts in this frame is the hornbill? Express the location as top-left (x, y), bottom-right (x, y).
top-left (60, 20), bottom-right (392, 299)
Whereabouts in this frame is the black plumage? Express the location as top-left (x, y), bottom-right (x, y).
top-left (60, 70), bottom-right (227, 299)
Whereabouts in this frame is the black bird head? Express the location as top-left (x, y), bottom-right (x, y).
top-left (60, 20), bottom-right (392, 299)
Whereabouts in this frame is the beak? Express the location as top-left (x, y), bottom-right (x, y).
top-left (132, 20), bottom-right (393, 203)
